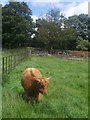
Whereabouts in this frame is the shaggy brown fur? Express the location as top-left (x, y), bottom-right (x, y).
top-left (21, 68), bottom-right (49, 102)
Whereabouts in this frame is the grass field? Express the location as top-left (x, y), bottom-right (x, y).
top-left (2, 56), bottom-right (88, 118)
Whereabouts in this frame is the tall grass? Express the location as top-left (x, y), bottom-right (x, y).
top-left (2, 48), bottom-right (28, 57)
top-left (2, 56), bottom-right (88, 118)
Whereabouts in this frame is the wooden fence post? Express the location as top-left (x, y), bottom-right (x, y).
top-left (2, 51), bottom-right (30, 74)
top-left (5, 57), bottom-right (8, 74)
top-left (8, 56), bottom-right (11, 74)
top-left (2, 57), bottom-right (4, 74)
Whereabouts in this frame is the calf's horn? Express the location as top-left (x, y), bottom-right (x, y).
top-left (47, 76), bottom-right (52, 79)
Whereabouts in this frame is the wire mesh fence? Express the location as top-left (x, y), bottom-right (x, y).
top-left (2, 52), bottom-right (29, 75)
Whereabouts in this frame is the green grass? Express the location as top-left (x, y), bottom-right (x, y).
top-left (2, 56), bottom-right (88, 118)
top-left (2, 48), bottom-right (28, 57)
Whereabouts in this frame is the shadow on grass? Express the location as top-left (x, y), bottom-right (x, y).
top-left (18, 91), bottom-right (37, 105)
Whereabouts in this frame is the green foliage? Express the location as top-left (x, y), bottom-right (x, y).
top-left (36, 19), bottom-right (62, 52)
top-left (35, 13), bottom-right (89, 51)
top-left (2, 3), bottom-right (89, 51)
top-left (36, 18), bottom-right (77, 52)
top-left (2, 56), bottom-right (88, 118)
top-left (2, 2), bottom-right (33, 48)
top-left (58, 28), bottom-right (77, 50)
top-left (67, 14), bottom-right (89, 40)
top-left (76, 37), bottom-right (90, 50)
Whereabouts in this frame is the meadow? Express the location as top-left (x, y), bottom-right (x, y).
top-left (2, 56), bottom-right (88, 118)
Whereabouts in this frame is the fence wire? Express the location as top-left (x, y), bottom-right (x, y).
top-left (2, 52), bottom-right (29, 75)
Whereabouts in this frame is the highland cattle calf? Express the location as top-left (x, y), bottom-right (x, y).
top-left (21, 68), bottom-right (50, 102)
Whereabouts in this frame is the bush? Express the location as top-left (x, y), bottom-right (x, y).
top-left (76, 37), bottom-right (90, 51)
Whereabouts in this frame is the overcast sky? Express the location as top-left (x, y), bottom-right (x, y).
top-left (0, 0), bottom-right (89, 21)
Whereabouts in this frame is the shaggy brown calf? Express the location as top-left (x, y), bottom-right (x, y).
top-left (21, 68), bottom-right (50, 102)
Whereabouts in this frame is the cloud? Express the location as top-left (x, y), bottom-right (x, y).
top-left (31, 15), bottom-right (39, 22)
top-left (1, 0), bottom-right (89, 18)
top-left (30, 1), bottom-right (88, 18)
top-left (54, 3), bottom-right (64, 8)
top-left (25, 0), bottom-right (61, 3)
top-left (89, 1), bottom-right (90, 17)
top-left (31, 2), bottom-right (50, 7)
top-left (19, 0), bottom-right (87, 2)
top-left (62, 1), bottom-right (88, 18)
top-left (60, 0), bottom-right (87, 2)
top-left (30, 1), bottom-right (63, 8)
top-left (0, 0), bottom-right (8, 6)
top-left (74, 1), bottom-right (88, 15)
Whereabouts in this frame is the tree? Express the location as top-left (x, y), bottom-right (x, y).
top-left (35, 17), bottom-right (78, 52)
top-left (66, 14), bottom-right (88, 40)
top-left (46, 8), bottom-right (60, 24)
top-left (88, 16), bottom-right (90, 44)
top-left (76, 37), bottom-right (90, 51)
top-left (35, 18), bottom-right (62, 53)
top-left (2, 2), bottom-right (33, 48)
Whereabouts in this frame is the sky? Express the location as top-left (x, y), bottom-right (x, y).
top-left (0, 0), bottom-right (89, 21)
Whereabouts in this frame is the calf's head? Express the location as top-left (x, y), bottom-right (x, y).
top-left (36, 77), bottom-right (51, 94)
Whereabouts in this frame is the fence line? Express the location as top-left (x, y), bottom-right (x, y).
top-left (2, 51), bottom-right (29, 75)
